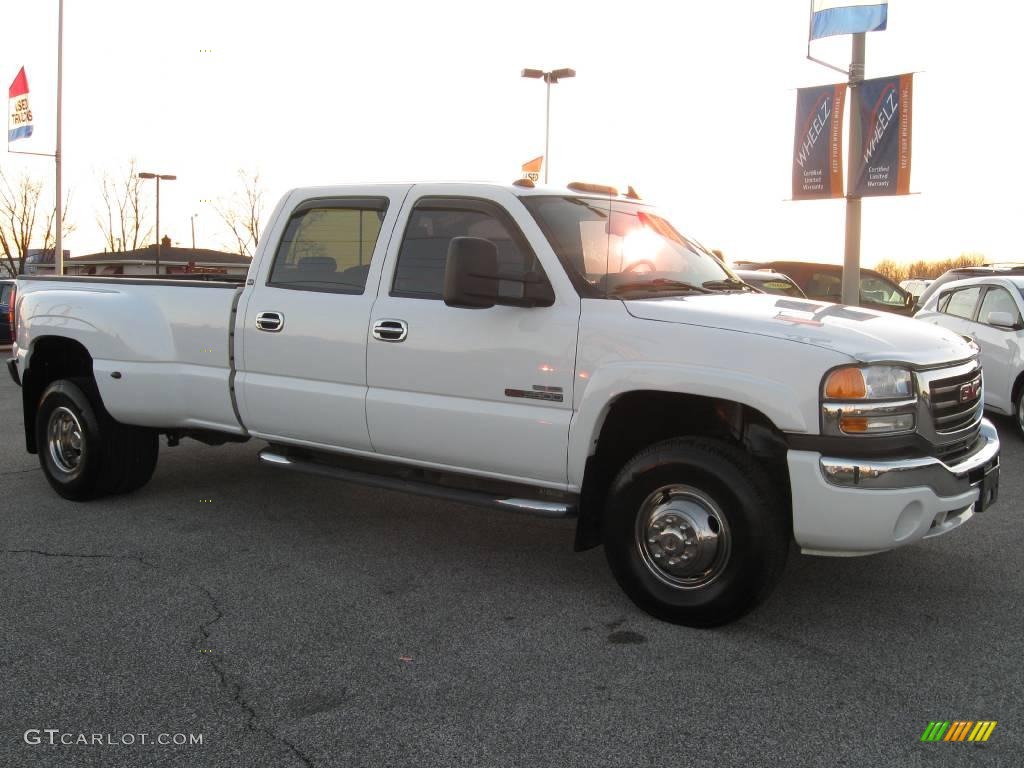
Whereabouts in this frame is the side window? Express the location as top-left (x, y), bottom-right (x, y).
top-left (942, 286), bottom-right (982, 320)
top-left (978, 286), bottom-right (1022, 326)
top-left (267, 199), bottom-right (387, 293)
top-left (807, 272), bottom-right (841, 299)
top-left (860, 275), bottom-right (905, 306)
top-left (392, 201), bottom-right (543, 301)
top-left (936, 291), bottom-right (953, 313)
top-left (0, 284), bottom-right (11, 304)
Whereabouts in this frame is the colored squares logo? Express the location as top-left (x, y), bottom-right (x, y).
top-left (920, 721), bottom-right (997, 742)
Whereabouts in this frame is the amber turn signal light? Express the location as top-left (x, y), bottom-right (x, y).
top-left (824, 368), bottom-right (866, 399)
top-left (838, 416), bottom-right (868, 433)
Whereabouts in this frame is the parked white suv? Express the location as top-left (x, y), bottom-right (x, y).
top-left (916, 275), bottom-right (1024, 434)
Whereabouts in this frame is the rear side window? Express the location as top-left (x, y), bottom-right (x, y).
top-left (0, 284), bottom-right (11, 304)
top-left (268, 199), bottom-right (387, 293)
top-left (941, 286), bottom-right (982, 319)
top-left (391, 199), bottom-right (542, 301)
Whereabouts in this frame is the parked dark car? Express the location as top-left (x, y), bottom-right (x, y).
top-left (738, 261), bottom-right (914, 315)
top-left (734, 269), bottom-right (807, 298)
top-left (0, 279), bottom-right (14, 345)
top-left (914, 263), bottom-right (1024, 312)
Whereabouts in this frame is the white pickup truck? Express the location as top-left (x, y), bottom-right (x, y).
top-left (7, 181), bottom-right (1001, 626)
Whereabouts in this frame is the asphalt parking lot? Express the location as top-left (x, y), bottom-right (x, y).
top-left (1, 374), bottom-right (1021, 768)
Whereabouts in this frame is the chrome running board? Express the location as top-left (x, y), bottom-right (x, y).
top-left (258, 449), bottom-right (577, 519)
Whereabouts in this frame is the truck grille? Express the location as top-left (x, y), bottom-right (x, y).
top-left (930, 367), bottom-right (983, 435)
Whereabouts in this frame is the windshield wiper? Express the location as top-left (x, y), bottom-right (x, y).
top-left (611, 279), bottom-right (713, 296)
top-left (702, 277), bottom-right (756, 293)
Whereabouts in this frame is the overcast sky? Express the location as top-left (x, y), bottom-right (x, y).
top-left (2, 0), bottom-right (1020, 265)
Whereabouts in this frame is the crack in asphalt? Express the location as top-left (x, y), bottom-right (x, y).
top-left (1, 549), bottom-right (157, 568)
top-left (0, 466), bottom-right (40, 476)
top-left (194, 585), bottom-right (315, 768)
top-left (3, 547), bottom-right (314, 766)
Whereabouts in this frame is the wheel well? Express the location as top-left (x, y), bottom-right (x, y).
top-left (574, 391), bottom-right (791, 551)
top-left (21, 337), bottom-right (95, 454)
top-left (1013, 371), bottom-right (1024, 408)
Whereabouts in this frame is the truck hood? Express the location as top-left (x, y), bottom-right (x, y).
top-left (624, 293), bottom-right (974, 367)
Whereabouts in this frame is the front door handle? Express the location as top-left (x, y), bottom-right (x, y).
top-left (256, 311), bottom-right (284, 332)
top-left (372, 319), bottom-right (408, 342)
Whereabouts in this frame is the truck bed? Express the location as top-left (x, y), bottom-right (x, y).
top-left (15, 275), bottom-right (245, 434)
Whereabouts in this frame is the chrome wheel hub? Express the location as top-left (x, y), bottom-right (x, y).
top-left (48, 406), bottom-right (85, 474)
top-left (635, 484), bottom-right (731, 590)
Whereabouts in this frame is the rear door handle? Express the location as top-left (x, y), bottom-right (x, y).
top-left (372, 319), bottom-right (408, 342)
top-left (256, 311), bottom-right (284, 332)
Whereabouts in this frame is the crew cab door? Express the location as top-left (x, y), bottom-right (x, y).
top-left (365, 188), bottom-right (580, 487)
top-left (235, 189), bottom-right (407, 449)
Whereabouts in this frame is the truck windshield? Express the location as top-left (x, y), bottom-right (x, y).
top-left (521, 196), bottom-right (737, 298)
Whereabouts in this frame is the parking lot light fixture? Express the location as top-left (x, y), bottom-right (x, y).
top-left (520, 67), bottom-right (576, 183)
top-left (138, 172), bottom-right (177, 275)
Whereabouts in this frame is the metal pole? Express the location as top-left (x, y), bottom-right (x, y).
top-left (841, 32), bottom-right (866, 306)
top-left (155, 177), bottom-right (161, 274)
top-left (54, 0), bottom-right (64, 276)
top-left (191, 215), bottom-right (196, 249)
top-left (544, 77), bottom-right (551, 184)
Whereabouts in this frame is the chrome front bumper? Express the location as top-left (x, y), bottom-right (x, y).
top-left (819, 419), bottom-right (1000, 499)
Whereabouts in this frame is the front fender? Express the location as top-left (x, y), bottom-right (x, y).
top-left (567, 363), bottom-right (817, 489)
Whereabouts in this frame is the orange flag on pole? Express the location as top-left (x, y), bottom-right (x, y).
top-left (521, 156), bottom-right (543, 182)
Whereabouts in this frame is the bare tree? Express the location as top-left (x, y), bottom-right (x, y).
top-left (0, 169), bottom-right (73, 276)
top-left (96, 158), bottom-right (152, 252)
top-left (215, 169), bottom-right (265, 258)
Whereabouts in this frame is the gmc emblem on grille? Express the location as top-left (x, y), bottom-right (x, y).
top-left (959, 379), bottom-right (981, 404)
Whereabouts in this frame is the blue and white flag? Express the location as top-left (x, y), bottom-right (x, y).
top-left (810, 1), bottom-right (888, 40)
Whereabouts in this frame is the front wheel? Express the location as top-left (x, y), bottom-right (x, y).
top-left (36, 378), bottom-right (159, 501)
top-left (603, 437), bottom-right (789, 627)
top-left (1015, 391), bottom-right (1024, 438)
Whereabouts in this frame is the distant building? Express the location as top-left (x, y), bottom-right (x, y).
top-left (20, 249), bottom-right (71, 276)
top-left (27, 237), bottom-right (252, 277)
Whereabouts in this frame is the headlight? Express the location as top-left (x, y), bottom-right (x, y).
top-left (822, 365), bottom-right (917, 436)
top-left (824, 365), bottom-right (913, 400)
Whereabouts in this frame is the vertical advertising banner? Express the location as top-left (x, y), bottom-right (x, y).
top-left (8, 67), bottom-right (34, 142)
top-left (853, 73), bottom-right (913, 196)
top-left (792, 84), bottom-right (846, 200)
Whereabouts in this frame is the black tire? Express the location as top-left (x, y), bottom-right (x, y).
top-left (1014, 390), bottom-right (1024, 439)
top-left (603, 437), bottom-right (789, 627)
top-left (36, 378), bottom-right (159, 501)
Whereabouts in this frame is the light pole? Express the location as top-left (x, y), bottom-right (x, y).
top-left (190, 213), bottom-right (198, 249)
top-left (520, 67), bottom-right (575, 184)
top-left (138, 172), bottom-right (177, 274)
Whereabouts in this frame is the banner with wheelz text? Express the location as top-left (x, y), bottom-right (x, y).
top-left (792, 83), bottom-right (845, 200)
top-left (852, 73), bottom-right (912, 196)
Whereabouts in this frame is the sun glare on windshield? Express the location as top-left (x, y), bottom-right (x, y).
top-left (621, 227), bottom-right (662, 273)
